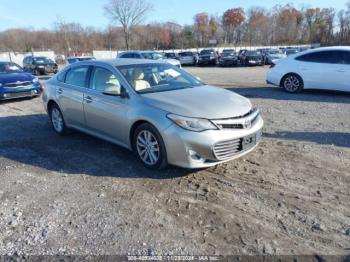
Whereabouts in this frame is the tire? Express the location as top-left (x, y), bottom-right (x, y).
top-left (49, 103), bottom-right (68, 135)
top-left (133, 123), bottom-right (168, 170)
top-left (281, 74), bottom-right (304, 93)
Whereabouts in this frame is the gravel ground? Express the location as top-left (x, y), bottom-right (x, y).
top-left (0, 66), bottom-right (349, 257)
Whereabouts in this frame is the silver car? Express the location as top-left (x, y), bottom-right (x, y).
top-left (178, 51), bottom-right (197, 66)
top-left (42, 59), bottom-right (263, 169)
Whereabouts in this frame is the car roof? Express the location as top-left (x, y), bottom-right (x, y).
top-left (293, 46), bottom-right (350, 56)
top-left (69, 59), bottom-right (168, 67)
top-left (309, 46), bottom-right (350, 51)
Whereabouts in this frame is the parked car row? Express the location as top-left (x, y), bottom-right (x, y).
top-left (162, 46), bottom-right (312, 67)
top-left (117, 51), bottom-right (182, 68)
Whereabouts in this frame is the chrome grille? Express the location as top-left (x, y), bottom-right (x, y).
top-left (213, 138), bottom-right (242, 160)
top-left (213, 131), bottom-right (261, 160)
top-left (212, 108), bottom-right (260, 130)
top-left (4, 81), bottom-right (32, 88)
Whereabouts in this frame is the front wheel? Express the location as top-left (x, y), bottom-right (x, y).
top-left (133, 123), bottom-right (168, 169)
top-left (282, 74), bottom-right (304, 93)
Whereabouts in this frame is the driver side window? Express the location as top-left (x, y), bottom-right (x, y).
top-left (91, 67), bottom-right (121, 92)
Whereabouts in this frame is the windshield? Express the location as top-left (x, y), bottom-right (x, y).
top-left (286, 49), bottom-right (298, 54)
top-left (34, 57), bottom-right (54, 63)
top-left (179, 52), bottom-right (193, 57)
top-left (165, 53), bottom-right (176, 58)
top-left (142, 52), bottom-right (164, 60)
top-left (118, 63), bottom-right (203, 94)
top-left (78, 57), bottom-right (95, 61)
top-left (222, 50), bottom-right (235, 56)
top-left (200, 50), bottom-right (214, 55)
top-left (0, 62), bottom-right (23, 73)
top-left (268, 49), bottom-right (282, 54)
top-left (246, 51), bottom-right (259, 56)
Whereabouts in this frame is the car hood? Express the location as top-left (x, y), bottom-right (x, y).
top-left (142, 85), bottom-right (252, 119)
top-left (0, 72), bottom-right (34, 85)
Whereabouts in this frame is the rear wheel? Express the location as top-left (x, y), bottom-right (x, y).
top-left (133, 123), bottom-right (167, 169)
top-left (49, 104), bottom-right (68, 135)
top-left (282, 74), bottom-right (304, 93)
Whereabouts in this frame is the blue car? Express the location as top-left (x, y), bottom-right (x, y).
top-left (0, 61), bottom-right (42, 100)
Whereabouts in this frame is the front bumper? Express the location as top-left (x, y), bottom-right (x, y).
top-left (198, 58), bottom-right (216, 65)
top-left (247, 60), bottom-right (263, 65)
top-left (219, 58), bottom-right (238, 65)
top-left (37, 66), bottom-right (58, 74)
top-left (0, 84), bottom-right (42, 100)
top-left (162, 115), bottom-right (264, 168)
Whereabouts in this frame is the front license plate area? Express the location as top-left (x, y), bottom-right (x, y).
top-left (242, 134), bottom-right (257, 151)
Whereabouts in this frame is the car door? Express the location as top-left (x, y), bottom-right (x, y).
top-left (56, 66), bottom-right (89, 128)
top-left (295, 51), bottom-right (334, 90)
top-left (83, 66), bottom-right (130, 145)
top-left (335, 51), bottom-right (350, 92)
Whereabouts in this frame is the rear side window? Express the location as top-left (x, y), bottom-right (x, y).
top-left (65, 67), bottom-right (89, 87)
top-left (340, 51), bottom-right (350, 64)
top-left (56, 70), bottom-right (67, 82)
top-left (120, 53), bottom-right (135, 58)
top-left (296, 51), bottom-right (345, 64)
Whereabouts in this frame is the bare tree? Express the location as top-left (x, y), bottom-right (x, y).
top-left (104, 0), bottom-right (153, 50)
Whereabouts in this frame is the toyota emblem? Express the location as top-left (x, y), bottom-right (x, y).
top-left (244, 119), bottom-right (252, 129)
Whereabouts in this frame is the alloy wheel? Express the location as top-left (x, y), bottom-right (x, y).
top-left (51, 108), bottom-right (64, 133)
top-left (284, 75), bottom-right (301, 92)
top-left (136, 130), bottom-right (160, 166)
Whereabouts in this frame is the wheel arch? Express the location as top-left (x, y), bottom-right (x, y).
top-left (47, 99), bottom-right (59, 114)
top-left (129, 120), bottom-right (154, 150)
top-left (280, 72), bottom-right (303, 87)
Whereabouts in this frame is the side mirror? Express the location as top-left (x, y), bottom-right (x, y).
top-left (103, 85), bottom-right (121, 96)
top-left (103, 86), bottom-right (129, 99)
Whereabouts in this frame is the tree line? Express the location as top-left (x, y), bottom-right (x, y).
top-left (0, 0), bottom-right (349, 55)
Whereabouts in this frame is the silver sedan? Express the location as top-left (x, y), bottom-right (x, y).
top-left (42, 59), bottom-right (263, 169)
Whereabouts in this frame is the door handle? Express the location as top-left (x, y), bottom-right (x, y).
top-left (337, 69), bottom-right (346, 73)
top-left (57, 88), bottom-right (63, 94)
top-left (85, 96), bottom-right (93, 103)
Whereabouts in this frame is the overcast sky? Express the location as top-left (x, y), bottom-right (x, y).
top-left (0, 0), bottom-right (348, 31)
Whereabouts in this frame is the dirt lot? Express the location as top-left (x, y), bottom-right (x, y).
top-left (0, 66), bottom-right (349, 257)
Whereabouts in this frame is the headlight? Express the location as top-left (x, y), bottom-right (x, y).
top-left (210, 55), bottom-right (215, 59)
top-left (167, 114), bottom-right (218, 132)
top-left (32, 77), bottom-right (39, 83)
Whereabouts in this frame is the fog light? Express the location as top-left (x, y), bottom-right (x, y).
top-left (188, 150), bottom-right (205, 162)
